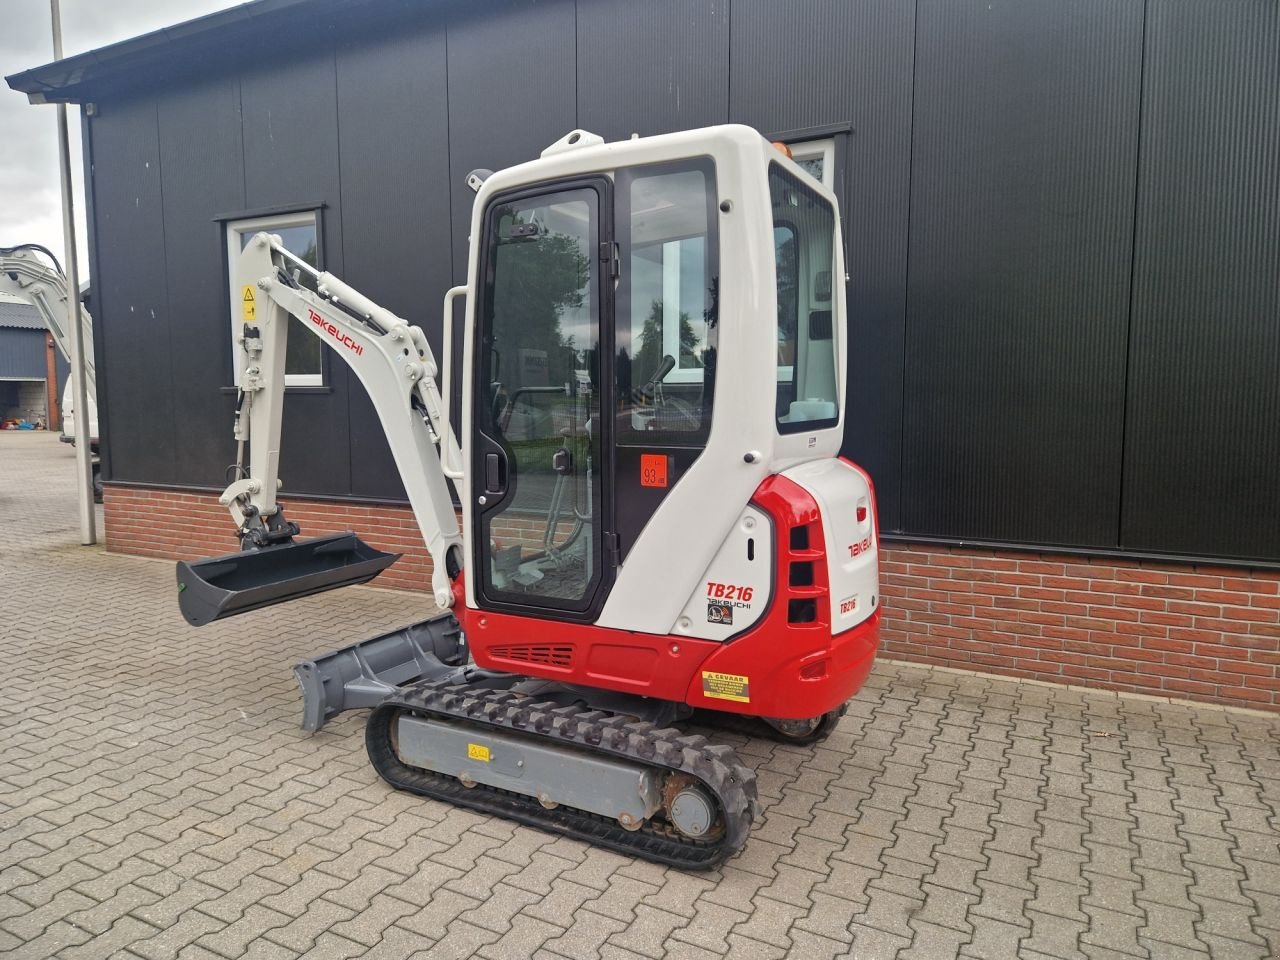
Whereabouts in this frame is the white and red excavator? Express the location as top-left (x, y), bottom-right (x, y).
top-left (177, 125), bottom-right (881, 868)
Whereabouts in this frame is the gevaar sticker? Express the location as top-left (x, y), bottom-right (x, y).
top-left (701, 671), bottom-right (751, 703)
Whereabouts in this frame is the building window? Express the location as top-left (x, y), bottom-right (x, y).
top-left (226, 211), bottom-right (323, 387)
top-left (787, 138), bottom-right (835, 189)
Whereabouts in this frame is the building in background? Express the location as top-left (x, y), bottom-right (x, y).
top-left (0, 293), bottom-right (67, 428)
top-left (7, 0), bottom-right (1279, 711)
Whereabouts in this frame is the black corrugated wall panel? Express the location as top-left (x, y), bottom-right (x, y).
top-left (239, 53), bottom-right (352, 497)
top-left (336, 21), bottom-right (453, 502)
top-left (900, 0), bottom-right (1144, 547)
top-left (88, 95), bottom-right (177, 486)
top-left (156, 77), bottom-right (245, 487)
top-left (1121, 0), bottom-right (1280, 561)
top-left (576, 0), bottom-right (729, 140)
top-left (444, 0), bottom-right (578, 286)
top-left (728, 0), bottom-right (917, 532)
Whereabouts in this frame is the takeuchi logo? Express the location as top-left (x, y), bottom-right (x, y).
top-left (307, 308), bottom-right (363, 356)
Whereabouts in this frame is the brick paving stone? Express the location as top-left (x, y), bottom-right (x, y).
top-left (655, 941), bottom-right (723, 960)
top-left (605, 902), bottom-right (689, 958)
top-left (522, 879), bottom-right (597, 927)
top-left (394, 889), bottom-right (482, 940)
top-left (476, 914), bottom-right (565, 960)
top-left (128, 909), bottom-right (229, 960)
top-left (458, 881), bottom-right (539, 936)
top-left (582, 875), bottom-right (661, 924)
top-left (668, 899), bottom-right (747, 954)
top-left (12, 919), bottom-right (95, 958)
top-left (262, 900), bottom-right (357, 954)
top-left (542, 909), bottom-right (628, 960)
top-left (195, 904), bottom-right (293, 957)
top-left (847, 922), bottom-right (913, 960)
top-left (3, 435), bottom-right (1280, 960)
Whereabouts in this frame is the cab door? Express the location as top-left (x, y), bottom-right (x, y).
top-left (471, 178), bottom-right (614, 620)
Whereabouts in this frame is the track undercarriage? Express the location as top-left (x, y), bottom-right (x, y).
top-left (291, 612), bottom-right (854, 868)
top-left (367, 677), bottom-right (758, 868)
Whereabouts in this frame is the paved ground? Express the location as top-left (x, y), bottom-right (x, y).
top-left (2, 432), bottom-right (1279, 960)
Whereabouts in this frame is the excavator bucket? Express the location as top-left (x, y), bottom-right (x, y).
top-left (176, 532), bottom-right (400, 627)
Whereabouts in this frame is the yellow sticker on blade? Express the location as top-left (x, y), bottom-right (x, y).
top-left (241, 285), bottom-right (256, 322)
top-left (467, 743), bottom-right (491, 762)
top-left (701, 671), bottom-right (751, 704)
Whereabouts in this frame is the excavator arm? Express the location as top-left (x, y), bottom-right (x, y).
top-left (0, 244), bottom-right (96, 439)
top-left (186, 232), bottom-right (465, 615)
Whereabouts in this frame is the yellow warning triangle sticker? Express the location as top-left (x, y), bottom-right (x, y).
top-left (242, 287), bottom-right (255, 301)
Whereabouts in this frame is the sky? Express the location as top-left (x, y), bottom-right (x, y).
top-left (1, 0), bottom-right (242, 277)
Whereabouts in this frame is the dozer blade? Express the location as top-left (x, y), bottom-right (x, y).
top-left (176, 532), bottom-right (399, 627)
top-left (293, 613), bottom-right (466, 732)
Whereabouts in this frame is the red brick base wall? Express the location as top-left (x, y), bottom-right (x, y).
top-left (880, 546), bottom-right (1280, 711)
top-left (104, 485), bottom-right (439, 593)
top-left (105, 485), bottom-right (1280, 712)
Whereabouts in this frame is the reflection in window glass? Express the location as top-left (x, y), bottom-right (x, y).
top-left (771, 164), bottom-right (839, 432)
top-left (786, 138), bottom-right (835, 188)
top-left (228, 213), bottom-right (323, 384)
top-left (618, 161), bottom-right (717, 441)
top-left (794, 155), bottom-right (826, 184)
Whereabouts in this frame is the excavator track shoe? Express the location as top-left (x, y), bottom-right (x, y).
top-left (366, 678), bottom-right (759, 870)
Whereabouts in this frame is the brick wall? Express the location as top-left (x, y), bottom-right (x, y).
top-left (880, 546), bottom-right (1280, 711)
top-left (104, 485), bottom-right (438, 593)
top-left (105, 485), bottom-right (1280, 712)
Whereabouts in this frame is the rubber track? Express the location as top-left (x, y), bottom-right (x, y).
top-left (366, 678), bottom-right (760, 870)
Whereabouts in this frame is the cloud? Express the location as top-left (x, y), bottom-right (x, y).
top-left (1, 0), bottom-right (241, 273)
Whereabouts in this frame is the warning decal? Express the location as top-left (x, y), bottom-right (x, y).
top-left (701, 671), bottom-right (751, 704)
top-left (706, 600), bottom-right (734, 625)
top-left (466, 743), bottom-right (491, 762)
top-left (639, 453), bottom-right (668, 488)
top-left (241, 285), bottom-right (256, 322)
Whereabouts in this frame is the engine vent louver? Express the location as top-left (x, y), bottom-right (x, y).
top-left (489, 644), bottom-right (574, 668)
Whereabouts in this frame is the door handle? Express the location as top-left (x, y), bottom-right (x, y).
top-left (485, 452), bottom-right (504, 494)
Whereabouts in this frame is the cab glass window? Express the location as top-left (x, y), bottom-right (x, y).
top-left (616, 159), bottom-right (718, 443)
top-left (772, 164), bottom-right (838, 432)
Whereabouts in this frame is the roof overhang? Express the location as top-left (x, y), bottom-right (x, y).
top-left (5, 0), bottom-right (412, 104)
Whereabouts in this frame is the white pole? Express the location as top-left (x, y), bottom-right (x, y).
top-left (50, 0), bottom-right (96, 545)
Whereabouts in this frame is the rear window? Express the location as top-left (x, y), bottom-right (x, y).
top-left (771, 164), bottom-right (838, 433)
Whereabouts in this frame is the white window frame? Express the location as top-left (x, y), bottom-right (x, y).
top-left (226, 210), bottom-right (323, 387)
top-left (787, 137), bottom-right (836, 189)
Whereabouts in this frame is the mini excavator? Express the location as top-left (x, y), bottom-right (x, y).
top-left (177, 126), bottom-right (881, 868)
